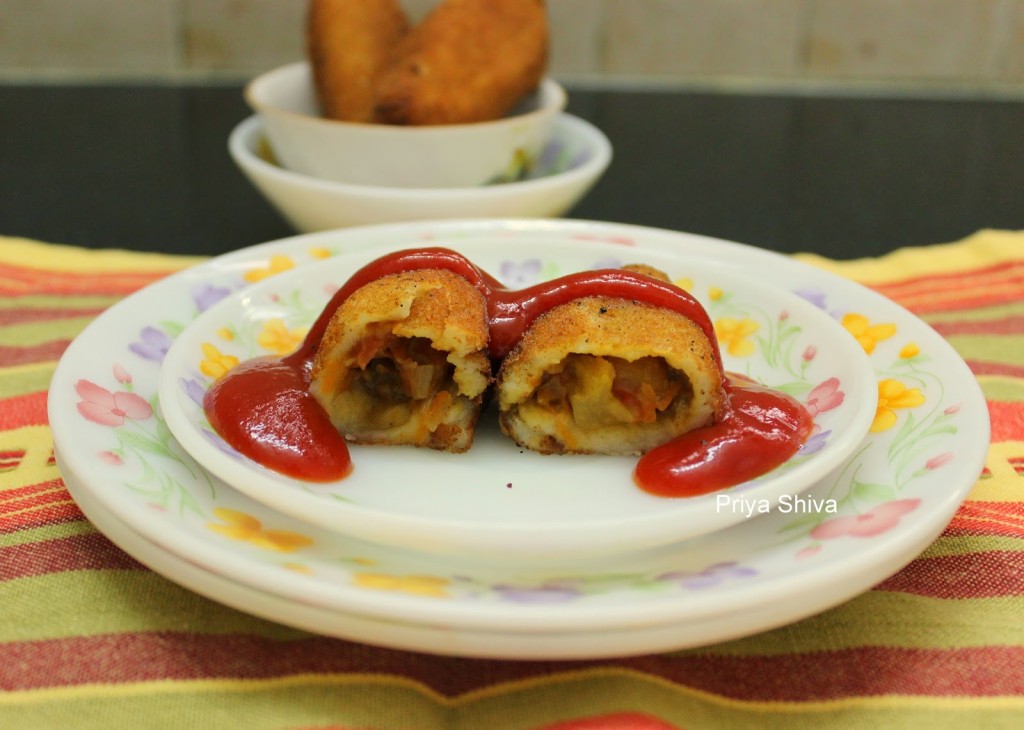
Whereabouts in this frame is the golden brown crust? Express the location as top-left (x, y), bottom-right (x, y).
top-left (620, 263), bottom-right (670, 282)
top-left (310, 269), bottom-right (492, 452)
top-left (307, 0), bottom-right (409, 122)
top-left (373, 0), bottom-right (548, 125)
top-left (497, 296), bottom-right (726, 455)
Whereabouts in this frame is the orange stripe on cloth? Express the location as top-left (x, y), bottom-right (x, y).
top-left (0, 501), bottom-right (82, 536)
top-left (877, 280), bottom-right (1024, 316)
top-left (868, 260), bottom-right (1024, 301)
top-left (0, 306), bottom-right (108, 327)
top-left (0, 532), bottom-right (141, 581)
top-left (0, 481), bottom-right (67, 503)
top-left (0, 392), bottom-right (50, 430)
top-left (0, 486), bottom-right (75, 518)
top-left (0, 479), bottom-right (82, 536)
top-left (3, 639), bottom-right (1024, 699)
top-left (0, 264), bottom-right (174, 297)
top-left (987, 402), bottom-right (1024, 443)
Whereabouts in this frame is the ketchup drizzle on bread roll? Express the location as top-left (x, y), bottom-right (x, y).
top-left (204, 248), bottom-right (812, 497)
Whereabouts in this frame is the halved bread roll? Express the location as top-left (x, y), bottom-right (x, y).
top-left (497, 295), bottom-right (726, 455)
top-left (307, 0), bottom-right (410, 122)
top-left (309, 269), bottom-right (491, 452)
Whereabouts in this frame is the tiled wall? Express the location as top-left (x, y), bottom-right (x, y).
top-left (2, 0), bottom-right (1022, 94)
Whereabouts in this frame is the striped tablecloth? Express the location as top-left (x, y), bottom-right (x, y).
top-left (2, 230), bottom-right (1021, 729)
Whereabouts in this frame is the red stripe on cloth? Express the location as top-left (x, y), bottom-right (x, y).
top-left (0, 265), bottom-right (175, 297)
top-left (531, 714), bottom-right (680, 730)
top-left (944, 522), bottom-right (1024, 540)
top-left (965, 361), bottom-right (1024, 379)
top-left (893, 287), bottom-right (1024, 316)
top-left (872, 261), bottom-right (1024, 302)
top-left (0, 341), bottom-right (71, 367)
top-left (875, 260), bottom-right (1024, 293)
top-left (957, 502), bottom-right (1024, 517)
top-left (0, 487), bottom-right (74, 520)
top-left (4, 639), bottom-right (1024, 699)
top-left (944, 522), bottom-right (1024, 539)
top-left (944, 503), bottom-right (1024, 538)
top-left (0, 306), bottom-right (107, 327)
top-left (930, 314), bottom-right (1024, 338)
top-left (0, 451), bottom-right (24, 471)
top-left (874, 550), bottom-right (1024, 598)
top-left (0, 480), bottom-right (65, 502)
top-left (0, 499), bottom-right (83, 536)
top-left (0, 487), bottom-right (71, 517)
top-left (0, 532), bottom-right (139, 581)
top-left (986, 401), bottom-right (1024, 443)
top-left (0, 391), bottom-right (50, 429)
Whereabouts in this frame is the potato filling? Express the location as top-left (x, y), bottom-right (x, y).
top-left (532, 354), bottom-right (690, 430)
top-left (341, 332), bottom-right (454, 431)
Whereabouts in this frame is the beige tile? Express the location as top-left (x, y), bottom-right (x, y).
top-left (997, 0), bottom-right (1024, 81)
top-left (0, 0), bottom-right (179, 72)
top-left (806, 0), bottom-right (1002, 80)
top-left (402, 0), bottom-right (607, 77)
top-left (548, 0), bottom-right (606, 77)
top-left (183, 0), bottom-right (305, 72)
top-left (402, 0), bottom-right (438, 23)
top-left (604, 0), bottom-right (807, 78)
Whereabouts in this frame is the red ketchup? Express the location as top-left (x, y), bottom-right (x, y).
top-left (203, 247), bottom-right (813, 496)
top-left (204, 357), bottom-right (352, 482)
top-left (634, 377), bottom-right (813, 497)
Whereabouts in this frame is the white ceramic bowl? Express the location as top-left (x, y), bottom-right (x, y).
top-left (244, 61), bottom-right (567, 188)
top-left (228, 113), bottom-right (612, 232)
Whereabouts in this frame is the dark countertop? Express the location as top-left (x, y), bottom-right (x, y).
top-left (2, 82), bottom-right (1022, 260)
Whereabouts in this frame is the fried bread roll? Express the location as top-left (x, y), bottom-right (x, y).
top-left (374, 0), bottom-right (548, 125)
top-left (309, 269), bottom-right (492, 452)
top-left (307, 0), bottom-right (409, 122)
top-left (497, 296), bottom-right (726, 456)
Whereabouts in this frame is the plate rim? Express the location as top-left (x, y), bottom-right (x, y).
top-left (48, 218), bottom-right (990, 633)
top-left (60, 460), bottom-right (947, 659)
top-left (155, 239), bottom-right (879, 556)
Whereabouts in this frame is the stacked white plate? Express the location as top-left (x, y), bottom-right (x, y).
top-left (49, 219), bottom-right (989, 660)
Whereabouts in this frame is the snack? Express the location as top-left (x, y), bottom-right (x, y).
top-left (308, 269), bottom-right (492, 451)
top-left (496, 296), bottom-right (726, 455)
top-left (373, 0), bottom-right (549, 125)
top-left (204, 248), bottom-right (811, 497)
top-left (306, 0), bottom-right (409, 122)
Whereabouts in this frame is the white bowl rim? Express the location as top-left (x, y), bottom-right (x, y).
top-left (228, 112), bottom-right (613, 199)
top-left (244, 61), bottom-right (568, 134)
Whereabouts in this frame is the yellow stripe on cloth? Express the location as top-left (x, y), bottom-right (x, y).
top-left (0, 426), bottom-right (60, 490)
top-left (2, 669), bottom-right (1023, 730)
top-left (0, 236), bottom-right (202, 273)
top-left (973, 442), bottom-right (1024, 502)
top-left (794, 229), bottom-right (1024, 285)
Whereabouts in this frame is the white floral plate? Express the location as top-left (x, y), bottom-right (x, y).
top-left (157, 241), bottom-right (876, 557)
top-left (61, 461), bottom-right (934, 660)
top-left (48, 220), bottom-right (989, 643)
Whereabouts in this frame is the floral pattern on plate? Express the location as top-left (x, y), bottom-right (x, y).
top-left (48, 221), bottom-right (987, 635)
top-left (152, 241), bottom-right (876, 558)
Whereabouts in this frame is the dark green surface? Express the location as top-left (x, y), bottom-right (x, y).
top-left (2, 82), bottom-right (1022, 259)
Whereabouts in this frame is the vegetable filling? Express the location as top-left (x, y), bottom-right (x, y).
top-left (532, 354), bottom-right (691, 430)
